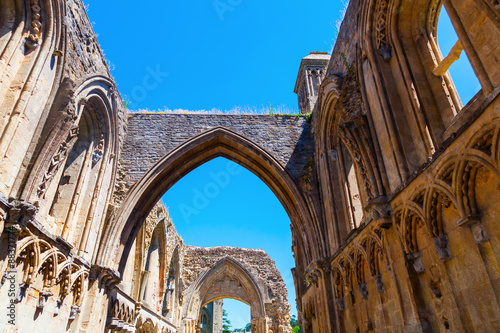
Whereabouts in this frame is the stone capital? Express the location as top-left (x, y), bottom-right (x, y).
top-left (4, 200), bottom-right (38, 234)
top-left (90, 264), bottom-right (121, 290)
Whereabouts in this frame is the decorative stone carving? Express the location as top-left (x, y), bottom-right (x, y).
top-left (406, 251), bottom-right (425, 274)
top-left (335, 297), bottom-right (345, 311)
top-left (340, 124), bottom-right (375, 200)
top-left (457, 215), bottom-right (488, 244)
top-left (14, 224), bottom-right (90, 315)
top-left (333, 68), bottom-right (384, 204)
top-left (433, 234), bottom-right (452, 261)
top-left (358, 283), bottom-right (369, 300)
top-left (144, 203), bottom-right (168, 250)
top-left (429, 192), bottom-right (453, 260)
top-left (375, 0), bottom-right (393, 61)
top-left (375, 274), bottom-right (384, 293)
top-left (37, 291), bottom-right (54, 310)
top-left (4, 200), bottom-right (38, 233)
top-left (36, 125), bottom-right (79, 198)
top-left (26, 0), bottom-right (43, 50)
top-left (69, 305), bottom-right (81, 320)
top-left (90, 264), bottom-right (121, 290)
top-left (457, 161), bottom-right (488, 244)
top-left (365, 197), bottom-right (393, 227)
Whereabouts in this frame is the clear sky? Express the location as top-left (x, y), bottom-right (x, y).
top-left (83, 0), bottom-right (480, 329)
top-left (83, 0), bottom-right (343, 112)
top-left (437, 7), bottom-right (481, 105)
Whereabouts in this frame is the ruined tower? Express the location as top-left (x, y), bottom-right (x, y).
top-left (294, 52), bottom-right (330, 114)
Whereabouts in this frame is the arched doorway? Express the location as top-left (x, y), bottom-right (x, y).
top-left (182, 258), bottom-right (270, 333)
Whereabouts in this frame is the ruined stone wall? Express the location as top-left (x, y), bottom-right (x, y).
top-left (1, 0), bottom-right (500, 332)
top-left (183, 246), bottom-right (289, 303)
top-left (0, 0), bottom-right (127, 332)
top-left (306, 0), bottom-right (500, 332)
top-left (118, 209), bottom-right (293, 333)
top-left (121, 114), bottom-right (313, 187)
top-left (183, 246), bottom-right (291, 333)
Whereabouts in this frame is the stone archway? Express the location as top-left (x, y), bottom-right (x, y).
top-left (97, 125), bottom-right (320, 275)
top-left (181, 257), bottom-right (277, 333)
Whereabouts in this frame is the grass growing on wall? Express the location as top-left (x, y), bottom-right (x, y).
top-left (128, 104), bottom-right (303, 116)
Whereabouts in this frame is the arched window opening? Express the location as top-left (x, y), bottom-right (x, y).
top-left (338, 143), bottom-right (363, 231)
top-left (162, 247), bottom-right (180, 321)
top-left (49, 112), bottom-right (92, 224)
top-left (118, 155), bottom-right (298, 330)
top-left (143, 224), bottom-right (163, 309)
top-left (433, 4), bottom-right (481, 109)
top-left (199, 299), bottom-right (250, 333)
top-left (47, 100), bottom-right (108, 247)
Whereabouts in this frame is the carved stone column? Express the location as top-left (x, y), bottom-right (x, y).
top-left (183, 318), bottom-right (199, 333)
top-left (251, 317), bottom-right (267, 333)
top-left (83, 265), bottom-right (122, 333)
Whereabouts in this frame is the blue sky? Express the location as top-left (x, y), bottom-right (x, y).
top-left (162, 158), bottom-right (292, 328)
top-left (84, 0), bottom-right (480, 329)
top-left (84, 0), bottom-right (343, 112)
top-left (438, 7), bottom-right (481, 104)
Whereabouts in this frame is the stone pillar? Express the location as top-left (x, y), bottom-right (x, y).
top-left (81, 265), bottom-right (121, 333)
top-left (183, 318), bottom-right (199, 333)
top-left (251, 317), bottom-right (267, 333)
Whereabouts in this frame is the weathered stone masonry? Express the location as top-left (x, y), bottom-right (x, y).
top-left (117, 202), bottom-right (292, 333)
top-left (121, 114), bottom-right (314, 186)
top-left (1, 0), bottom-right (500, 332)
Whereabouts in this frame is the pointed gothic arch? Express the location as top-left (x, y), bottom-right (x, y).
top-left (181, 257), bottom-right (268, 333)
top-left (97, 126), bottom-right (318, 274)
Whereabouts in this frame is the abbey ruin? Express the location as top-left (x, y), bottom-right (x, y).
top-left (1, 0), bottom-right (500, 332)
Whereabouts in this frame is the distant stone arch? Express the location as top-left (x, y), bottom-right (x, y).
top-left (181, 257), bottom-right (269, 333)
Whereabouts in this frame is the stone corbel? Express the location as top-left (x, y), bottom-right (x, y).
top-left (375, 274), bottom-right (384, 293)
top-left (135, 302), bottom-right (142, 319)
top-left (406, 251), bottom-right (425, 274)
top-left (69, 305), bottom-right (81, 320)
top-left (335, 297), bottom-right (345, 311)
top-left (37, 291), bottom-right (54, 309)
top-left (432, 234), bottom-right (452, 261)
top-left (457, 215), bottom-right (488, 244)
top-left (90, 264), bottom-right (121, 291)
top-left (15, 283), bottom-right (29, 303)
top-left (377, 44), bottom-right (393, 62)
top-left (78, 97), bottom-right (89, 108)
top-left (4, 200), bottom-right (38, 235)
top-left (364, 197), bottom-right (393, 228)
top-left (358, 283), bottom-right (369, 300)
top-left (54, 298), bottom-right (64, 315)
